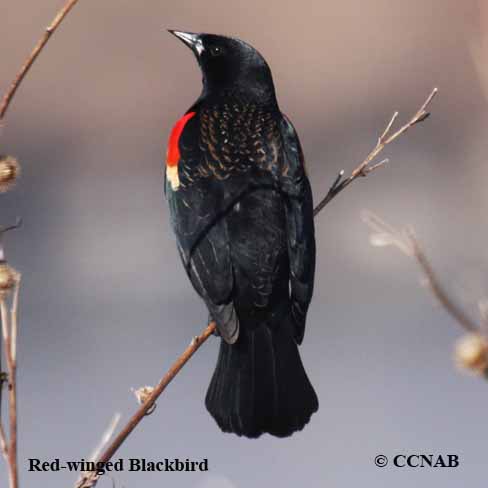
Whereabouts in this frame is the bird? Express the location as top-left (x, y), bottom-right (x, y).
top-left (165, 30), bottom-right (318, 438)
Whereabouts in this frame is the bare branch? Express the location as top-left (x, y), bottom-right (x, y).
top-left (313, 88), bottom-right (438, 217)
top-left (407, 231), bottom-right (480, 333)
top-left (363, 211), bottom-right (480, 334)
top-left (0, 2), bottom-right (79, 487)
top-left (0, 0), bottom-right (82, 121)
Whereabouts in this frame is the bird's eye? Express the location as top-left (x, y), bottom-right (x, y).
top-left (209, 45), bottom-right (224, 56)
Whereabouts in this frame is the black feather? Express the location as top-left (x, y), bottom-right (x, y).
top-left (167, 32), bottom-right (317, 436)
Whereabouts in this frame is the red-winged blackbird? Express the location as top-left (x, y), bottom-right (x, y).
top-left (166, 31), bottom-right (318, 438)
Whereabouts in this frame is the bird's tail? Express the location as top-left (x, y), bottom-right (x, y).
top-left (205, 320), bottom-right (318, 438)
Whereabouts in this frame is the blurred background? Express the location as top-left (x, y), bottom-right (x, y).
top-left (1, 0), bottom-right (488, 486)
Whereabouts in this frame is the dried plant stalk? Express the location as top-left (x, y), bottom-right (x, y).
top-left (363, 210), bottom-right (480, 334)
top-left (0, 274), bottom-right (21, 488)
top-left (0, 0), bottom-right (82, 121)
top-left (1, 0), bottom-right (82, 484)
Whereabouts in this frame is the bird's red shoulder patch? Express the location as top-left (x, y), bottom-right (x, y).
top-left (166, 111), bottom-right (196, 190)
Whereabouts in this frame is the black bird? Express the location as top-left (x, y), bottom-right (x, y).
top-left (166, 30), bottom-right (318, 437)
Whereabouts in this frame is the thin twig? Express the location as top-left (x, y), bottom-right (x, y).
top-left (0, 297), bottom-right (17, 488)
top-left (10, 277), bottom-right (21, 363)
top-left (88, 413), bottom-right (122, 464)
top-left (0, 422), bottom-right (11, 488)
top-left (408, 232), bottom-right (479, 333)
top-left (7, 357), bottom-right (17, 488)
top-left (0, 219), bottom-right (23, 236)
top-left (0, 300), bottom-right (9, 344)
top-left (0, 0), bottom-right (82, 121)
top-left (1, 3), bottom-right (82, 487)
top-left (74, 413), bottom-right (122, 488)
top-left (363, 211), bottom-right (480, 334)
top-left (313, 88), bottom-right (438, 217)
top-left (0, 422), bottom-right (8, 463)
top-left (7, 277), bottom-right (20, 488)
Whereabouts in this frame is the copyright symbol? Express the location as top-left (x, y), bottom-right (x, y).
top-left (375, 455), bottom-right (388, 467)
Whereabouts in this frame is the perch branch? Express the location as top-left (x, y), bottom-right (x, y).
top-left (0, 0), bottom-right (82, 121)
top-left (313, 88), bottom-right (438, 216)
top-left (75, 89), bottom-right (437, 488)
top-left (363, 211), bottom-right (480, 333)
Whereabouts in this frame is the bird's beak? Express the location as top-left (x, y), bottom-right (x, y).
top-left (168, 30), bottom-right (204, 55)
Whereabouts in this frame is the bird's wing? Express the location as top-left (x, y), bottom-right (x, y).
top-left (279, 114), bottom-right (316, 344)
top-left (166, 112), bottom-right (239, 344)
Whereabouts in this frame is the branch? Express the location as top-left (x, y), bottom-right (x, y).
top-left (0, 0), bottom-right (82, 121)
top-left (0, 3), bottom-right (81, 487)
top-left (362, 211), bottom-right (488, 375)
top-left (409, 236), bottom-right (480, 333)
top-left (313, 88), bottom-right (438, 217)
top-left (362, 211), bottom-right (480, 333)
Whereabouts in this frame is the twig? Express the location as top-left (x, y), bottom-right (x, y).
top-left (10, 279), bottom-right (20, 364)
top-left (0, 3), bottom-right (82, 487)
top-left (0, 422), bottom-right (8, 464)
top-left (313, 88), bottom-right (438, 217)
top-left (363, 211), bottom-right (480, 333)
top-left (409, 234), bottom-right (479, 333)
top-left (0, 293), bottom-right (18, 488)
top-left (7, 350), bottom-right (17, 488)
top-left (74, 413), bottom-right (122, 488)
top-left (0, 224), bottom-right (20, 437)
top-left (0, 233), bottom-right (21, 488)
top-left (0, 0), bottom-right (82, 121)
top-left (88, 413), bottom-right (122, 464)
top-left (0, 219), bottom-right (23, 236)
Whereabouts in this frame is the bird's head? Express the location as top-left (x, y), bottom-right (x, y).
top-left (168, 30), bottom-right (276, 102)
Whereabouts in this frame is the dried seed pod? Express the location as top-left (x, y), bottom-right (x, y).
top-left (0, 155), bottom-right (20, 192)
top-left (133, 385), bottom-right (154, 405)
top-left (0, 262), bottom-right (16, 294)
top-left (454, 333), bottom-right (488, 375)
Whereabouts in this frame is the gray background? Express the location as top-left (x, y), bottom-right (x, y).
top-left (1, 0), bottom-right (488, 486)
